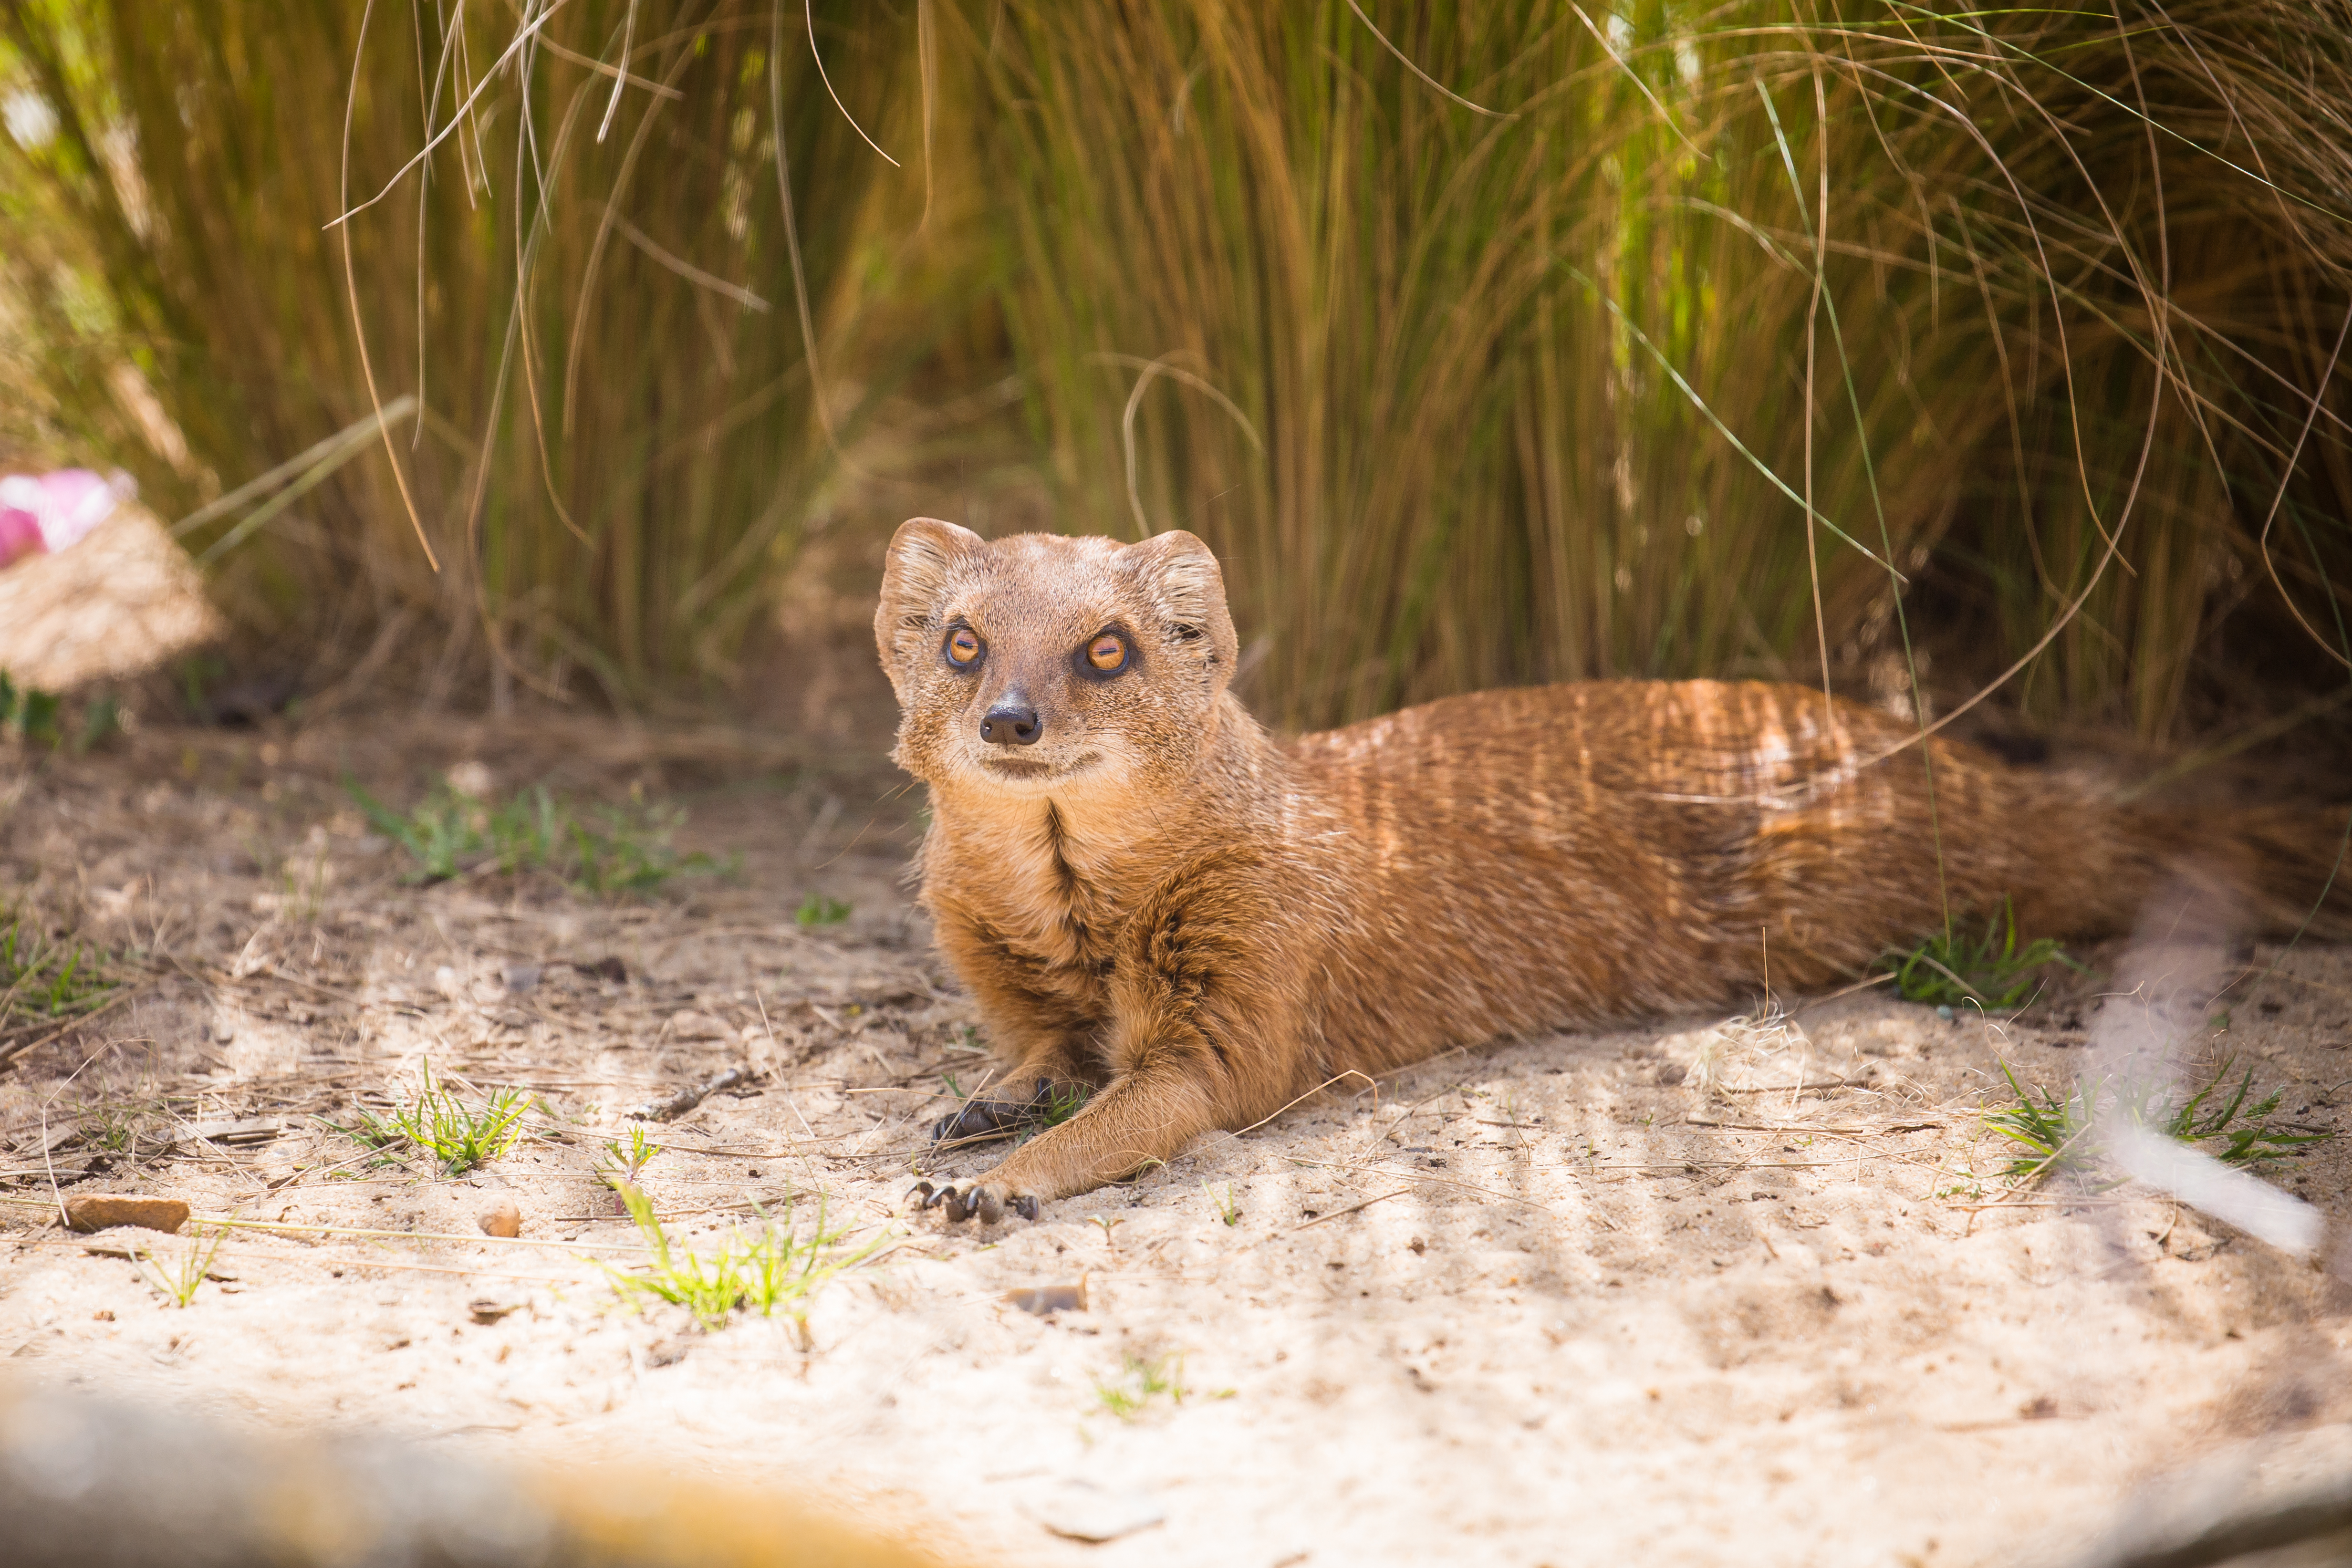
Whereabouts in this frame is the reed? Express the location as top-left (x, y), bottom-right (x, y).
top-left (4, 3), bottom-right (2349, 738)
top-left (962, 1), bottom-right (2352, 737)
top-left (0, 0), bottom-right (921, 697)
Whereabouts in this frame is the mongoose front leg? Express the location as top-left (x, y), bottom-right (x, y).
top-left (925, 912), bottom-right (1106, 1147)
top-left (916, 1058), bottom-right (1224, 1223)
top-left (918, 861), bottom-right (1300, 1222)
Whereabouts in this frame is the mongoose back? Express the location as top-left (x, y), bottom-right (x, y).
top-left (875, 518), bottom-right (2349, 1221)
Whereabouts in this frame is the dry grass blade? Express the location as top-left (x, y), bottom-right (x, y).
top-left (963, 1), bottom-right (2352, 738)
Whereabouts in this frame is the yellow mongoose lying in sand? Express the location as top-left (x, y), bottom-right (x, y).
top-left (875, 518), bottom-right (2347, 1222)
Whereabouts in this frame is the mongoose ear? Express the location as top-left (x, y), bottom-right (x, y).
top-left (875, 517), bottom-right (983, 690)
top-left (1120, 530), bottom-right (1240, 675)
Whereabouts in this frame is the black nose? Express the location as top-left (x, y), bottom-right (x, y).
top-left (980, 703), bottom-right (1041, 747)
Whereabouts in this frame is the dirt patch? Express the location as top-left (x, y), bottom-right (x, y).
top-left (1, 716), bottom-right (2348, 1567)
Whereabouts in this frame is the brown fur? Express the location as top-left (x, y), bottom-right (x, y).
top-left (875, 519), bottom-right (2351, 1220)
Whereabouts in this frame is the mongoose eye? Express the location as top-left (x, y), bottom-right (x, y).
top-left (945, 627), bottom-right (983, 667)
top-left (1085, 633), bottom-right (1129, 673)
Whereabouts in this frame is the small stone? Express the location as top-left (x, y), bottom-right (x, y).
top-left (1004, 1282), bottom-right (1087, 1316)
top-left (468, 1298), bottom-right (523, 1325)
top-left (478, 1199), bottom-right (522, 1238)
top-left (63, 1195), bottom-right (189, 1235)
top-left (91, 1309), bottom-right (114, 1322)
top-left (1020, 1480), bottom-right (1166, 1544)
top-left (501, 964), bottom-right (542, 995)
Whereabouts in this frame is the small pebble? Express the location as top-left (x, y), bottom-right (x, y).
top-left (1021, 1480), bottom-right (1166, 1544)
top-left (478, 1199), bottom-right (522, 1239)
top-left (1004, 1282), bottom-right (1087, 1316)
top-left (64, 1195), bottom-right (190, 1235)
top-left (1936, 1005), bottom-right (1955, 1020)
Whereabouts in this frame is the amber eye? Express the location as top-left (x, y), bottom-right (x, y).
top-left (945, 627), bottom-right (982, 667)
top-left (1085, 633), bottom-right (1128, 673)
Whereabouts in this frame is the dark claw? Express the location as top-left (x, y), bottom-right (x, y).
top-left (907, 1181), bottom-right (936, 1208)
top-left (975, 1187), bottom-right (1004, 1225)
top-left (1012, 1194), bottom-right (1040, 1222)
top-left (931, 1077), bottom-right (1058, 1143)
top-left (941, 1186), bottom-right (971, 1222)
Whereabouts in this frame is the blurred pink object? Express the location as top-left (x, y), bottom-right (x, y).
top-left (0, 468), bottom-right (132, 570)
top-left (0, 504), bottom-right (37, 566)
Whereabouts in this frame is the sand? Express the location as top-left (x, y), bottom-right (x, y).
top-left (1, 713), bottom-right (2347, 1567)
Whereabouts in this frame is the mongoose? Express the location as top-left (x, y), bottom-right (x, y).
top-left (875, 518), bottom-right (2349, 1222)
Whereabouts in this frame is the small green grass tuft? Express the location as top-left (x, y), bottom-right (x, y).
top-left (598, 1124), bottom-right (664, 1188)
top-left (1986, 1057), bottom-right (2329, 1187)
top-left (0, 913), bottom-right (119, 1035)
top-left (794, 892), bottom-right (853, 928)
top-left (1881, 903), bottom-right (2083, 1011)
top-left (135, 1227), bottom-right (228, 1308)
top-left (75, 696), bottom-right (122, 753)
top-left (1, 675), bottom-right (121, 756)
top-left (1093, 1352), bottom-right (1188, 1422)
top-left (0, 672), bottom-right (61, 747)
top-left (82, 1101), bottom-right (146, 1155)
top-left (1203, 1182), bottom-right (1240, 1226)
top-left (344, 779), bottom-right (728, 896)
top-left (1035, 1082), bottom-right (1089, 1131)
top-left (601, 1182), bottom-right (891, 1333)
top-left (342, 1061), bottom-right (532, 1177)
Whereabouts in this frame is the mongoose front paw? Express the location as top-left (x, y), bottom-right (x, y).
top-left (930, 1077), bottom-right (1054, 1144)
top-left (906, 1181), bottom-right (1039, 1224)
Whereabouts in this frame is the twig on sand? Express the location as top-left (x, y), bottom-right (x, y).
top-left (1284, 1156), bottom-right (1620, 1229)
top-left (626, 1064), bottom-right (751, 1122)
top-left (1685, 1116), bottom-right (1941, 1136)
top-left (1278, 1188), bottom-right (1413, 1236)
top-left (0, 1198), bottom-right (650, 1254)
top-left (5, 1231), bottom-right (576, 1287)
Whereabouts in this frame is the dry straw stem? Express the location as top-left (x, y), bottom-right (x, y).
top-left (965, 0), bottom-right (2352, 738)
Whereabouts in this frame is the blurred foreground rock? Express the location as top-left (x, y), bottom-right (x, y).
top-left (0, 1380), bottom-right (947, 1568)
top-left (61, 1196), bottom-right (188, 1235)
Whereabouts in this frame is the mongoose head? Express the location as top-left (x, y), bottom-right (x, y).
top-left (874, 519), bottom-right (1241, 798)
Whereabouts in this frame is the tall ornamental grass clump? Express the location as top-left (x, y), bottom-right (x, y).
top-left (964, 1), bottom-right (2352, 737)
top-left (0, 1), bottom-right (922, 696)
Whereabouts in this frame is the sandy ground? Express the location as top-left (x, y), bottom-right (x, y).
top-left (2, 713), bottom-right (2349, 1568)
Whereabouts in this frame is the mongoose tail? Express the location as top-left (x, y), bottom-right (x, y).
top-left (1277, 680), bottom-right (2351, 1063)
top-left (874, 518), bottom-right (2350, 1219)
